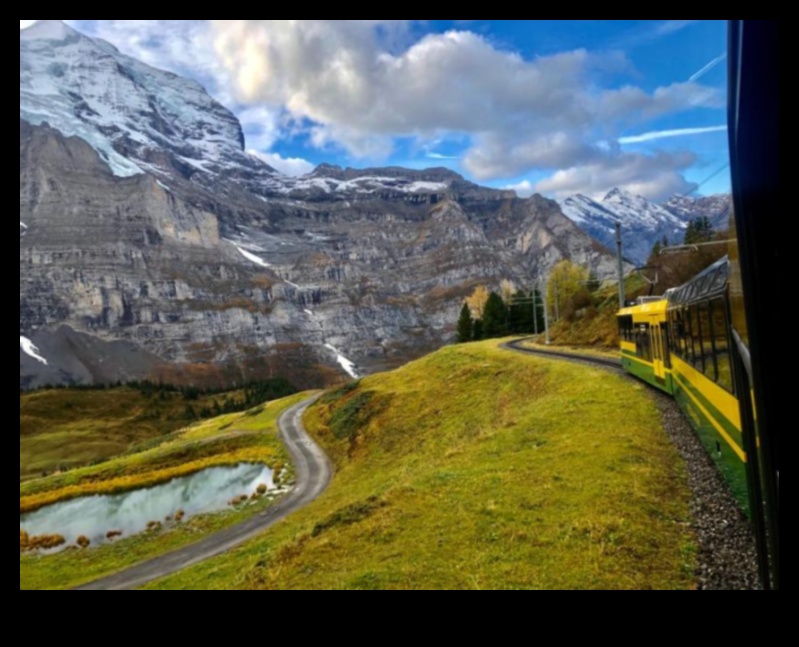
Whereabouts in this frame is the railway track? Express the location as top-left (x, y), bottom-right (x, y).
top-left (502, 338), bottom-right (623, 370)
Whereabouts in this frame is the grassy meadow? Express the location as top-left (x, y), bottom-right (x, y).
top-left (146, 340), bottom-right (696, 590)
top-left (20, 387), bottom-right (240, 481)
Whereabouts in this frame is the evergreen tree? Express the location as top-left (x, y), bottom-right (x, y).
top-left (473, 318), bottom-right (484, 341)
top-left (507, 292), bottom-right (540, 335)
top-left (587, 272), bottom-right (601, 293)
top-left (457, 303), bottom-right (473, 343)
top-left (482, 292), bottom-right (507, 339)
top-left (684, 221), bottom-right (696, 245)
top-left (685, 217), bottom-right (714, 244)
top-left (533, 288), bottom-right (546, 333)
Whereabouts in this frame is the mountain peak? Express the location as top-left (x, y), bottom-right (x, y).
top-left (19, 20), bottom-right (75, 42)
top-left (311, 163), bottom-right (344, 178)
top-left (603, 187), bottom-right (637, 203)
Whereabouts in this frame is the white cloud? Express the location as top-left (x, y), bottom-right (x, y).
top-left (21, 19), bottom-right (725, 199)
top-left (211, 20), bottom-right (723, 197)
top-left (503, 180), bottom-right (536, 198)
top-left (619, 125), bottom-right (727, 144)
top-left (534, 151), bottom-right (697, 201)
top-left (248, 150), bottom-right (314, 176)
top-left (426, 152), bottom-right (458, 160)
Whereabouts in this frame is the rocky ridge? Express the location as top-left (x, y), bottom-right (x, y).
top-left (20, 22), bottom-right (623, 389)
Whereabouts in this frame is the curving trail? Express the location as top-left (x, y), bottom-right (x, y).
top-left (77, 395), bottom-right (331, 591)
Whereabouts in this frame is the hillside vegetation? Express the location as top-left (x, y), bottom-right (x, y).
top-left (19, 392), bottom-right (310, 590)
top-left (20, 380), bottom-right (296, 481)
top-left (148, 341), bottom-right (695, 590)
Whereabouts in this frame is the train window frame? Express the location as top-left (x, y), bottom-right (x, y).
top-left (618, 315), bottom-right (633, 343)
top-left (710, 296), bottom-right (735, 394)
top-left (636, 323), bottom-right (652, 362)
top-left (690, 304), bottom-right (704, 374)
top-left (684, 307), bottom-right (695, 365)
top-left (700, 301), bottom-right (716, 382)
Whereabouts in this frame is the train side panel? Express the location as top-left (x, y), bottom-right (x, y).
top-left (671, 355), bottom-right (749, 510)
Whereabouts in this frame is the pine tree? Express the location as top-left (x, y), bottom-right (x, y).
top-left (457, 303), bottom-right (473, 343)
top-left (533, 288), bottom-right (546, 333)
top-left (685, 217), bottom-right (714, 244)
top-left (482, 292), bottom-right (507, 339)
top-left (473, 319), bottom-right (484, 341)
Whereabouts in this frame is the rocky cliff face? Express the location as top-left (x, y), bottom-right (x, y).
top-left (20, 22), bottom-right (622, 389)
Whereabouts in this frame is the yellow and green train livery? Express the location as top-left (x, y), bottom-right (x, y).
top-left (618, 258), bottom-right (749, 510)
top-left (618, 298), bottom-right (673, 394)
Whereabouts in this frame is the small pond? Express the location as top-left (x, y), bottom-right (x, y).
top-left (21, 463), bottom-right (276, 550)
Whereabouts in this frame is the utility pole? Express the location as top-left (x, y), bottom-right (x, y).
top-left (544, 278), bottom-right (551, 345)
top-left (533, 285), bottom-right (539, 336)
top-left (616, 221), bottom-right (626, 309)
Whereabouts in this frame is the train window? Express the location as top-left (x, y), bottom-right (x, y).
top-left (662, 323), bottom-right (672, 369)
top-left (699, 302), bottom-right (716, 381)
top-left (618, 315), bottom-right (633, 343)
top-left (672, 310), bottom-right (686, 360)
top-left (636, 324), bottom-right (652, 362)
top-left (690, 305), bottom-right (704, 374)
top-left (710, 298), bottom-right (734, 393)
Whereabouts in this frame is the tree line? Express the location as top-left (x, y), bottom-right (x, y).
top-left (457, 282), bottom-right (546, 343)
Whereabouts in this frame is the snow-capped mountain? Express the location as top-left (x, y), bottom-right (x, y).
top-left (561, 189), bottom-right (688, 265)
top-left (664, 194), bottom-right (733, 232)
top-left (20, 21), bottom-right (623, 390)
top-left (20, 20), bottom-right (276, 182)
top-left (19, 21), bottom-right (467, 202)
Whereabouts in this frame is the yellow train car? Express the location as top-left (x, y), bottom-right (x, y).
top-left (617, 298), bottom-right (673, 394)
top-left (666, 258), bottom-right (748, 507)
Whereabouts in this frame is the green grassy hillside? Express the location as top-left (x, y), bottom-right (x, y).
top-left (148, 341), bottom-right (695, 590)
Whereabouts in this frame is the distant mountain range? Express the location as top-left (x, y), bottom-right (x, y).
top-left (561, 189), bottom-right (732, 265)
top-left (20, 21), bottom-right (623, 389)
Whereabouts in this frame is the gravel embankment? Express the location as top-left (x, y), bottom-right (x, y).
top-left (653, 393), bottom-right (760, 590)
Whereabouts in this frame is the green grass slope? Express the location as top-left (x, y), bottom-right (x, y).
top-left (148, 341), bottom-right (695, 591)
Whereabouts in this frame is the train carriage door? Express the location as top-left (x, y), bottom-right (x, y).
top-left (651, 322), bottom-right (666, 383)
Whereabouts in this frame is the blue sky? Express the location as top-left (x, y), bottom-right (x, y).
top-left (20, 20), bottom-right (730, 200)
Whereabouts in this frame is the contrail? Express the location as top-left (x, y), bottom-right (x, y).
top-left (689, 52), bottom-right (727, 82)
top-left (620, 125), bottom-right (728, 145)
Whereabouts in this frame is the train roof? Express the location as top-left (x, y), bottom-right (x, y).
top-left (668, 256), bottom-right (729, 306)
top-left (618, 299), bottom-right (668, 317)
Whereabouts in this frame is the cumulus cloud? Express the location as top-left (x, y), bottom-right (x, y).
top-left (211, 20), bottom-right (723, 195)
top-left (503, 180), bottom-right (536, 198)
top-left (248, 150), bottom-right (314, 176)
top-left (534, 151), bottom-right (697, 201)
top-left (22, 20), bottom-right (724, 199)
